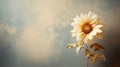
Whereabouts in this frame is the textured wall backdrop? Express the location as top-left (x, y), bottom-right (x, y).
top-left (0, 0), bottom-right (120, 67)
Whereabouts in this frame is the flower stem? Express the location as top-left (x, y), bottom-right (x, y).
top-left (85, 43), bottom-right (89, 67)
top-left (87, 58), bottom-right (89, 67)
top-left (85, 44), bottom-right (88, 49)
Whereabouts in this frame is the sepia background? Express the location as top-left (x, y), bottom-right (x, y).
top-left (0, 0), bottom-right (120, 67)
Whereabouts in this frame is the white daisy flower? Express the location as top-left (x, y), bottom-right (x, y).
top-left (71, 12), bottom-right (103, 44)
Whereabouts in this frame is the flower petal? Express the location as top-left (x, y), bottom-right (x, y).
top-left (96, 33), bottom-right (103, 39)
top-left (88, 11), bottom-right (94, 17)
top-left (92, 14), bottom-right (97, 20)
top-left (84, 37), bottom-right (88, 43)
top-left (73, 15), bottom-right (79, 22)
top-left (80, 13), bottom-right (83, 18)
top-left (76, 46), bottom-right (82, 54)
top-left (94, 25), bottom-right (103, 30)
top-left (91, 30), bottom-right (97, 36)
top-left (76, 33), bottom-right (82, 41)
top-left (71, 28), bottom-right (81, 37)
top-left (96, 29), bottom-right (102, 33)
top-left (88, 12), bottom-right (92, 17)
top-left (67, 44), bottom-right (76, 49)
top-left (88, 34), bottom-right (93, 40)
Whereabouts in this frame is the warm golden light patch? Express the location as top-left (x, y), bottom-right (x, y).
top-left (82, 23), bottom-right (93, 34)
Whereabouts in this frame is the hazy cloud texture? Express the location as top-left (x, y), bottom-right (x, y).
top-left (0, 0), bottom-right (120, 67)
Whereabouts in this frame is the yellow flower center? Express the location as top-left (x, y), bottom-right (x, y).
top-left (82, 23), bottom-right (93, 34)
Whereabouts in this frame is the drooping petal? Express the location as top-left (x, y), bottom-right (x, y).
top-left (76, 46), bottom-right (82, 54)
top-left (67, 44), bottom-right (76, 49)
